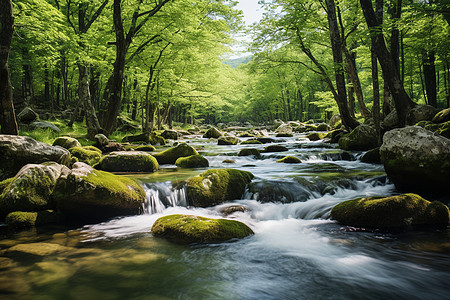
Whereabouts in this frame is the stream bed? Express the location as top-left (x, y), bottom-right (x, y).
top-left (1, 133), bottom-right (449, 299)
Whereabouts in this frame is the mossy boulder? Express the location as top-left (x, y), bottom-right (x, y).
top-left (203, 127), bottom-right (222, 138)
top-left (122, 132), bottom-right (166, 145)
top-left (95, 151), bottom-right (159, 172)
top-left (153, 143), bottom-right (198, 165)
top-left (380, 126), bottom-right (450, 194)
top-left (5, 210), bottom-right (60, 229)
top-left (338, 124), bottom-right (379, 151)
top-left (316, 123), bottom-right (331, 131)
top-left (175, 155), bottom-right (209, 168)
top-left (241, 140), bottom-right (262, 145)
top-left (186, 169), bottom-right (254, 207)
top-left (361, 147), bottom-right (381, 164)
top-left (218, 136), bottom-right (240, 145)
top-left (432, 108), bottom-right (450, 123)
top-left (69, 146), bottom-right (102, 166)
top-left (53, 162), bottom-right (146, 222)
top-left (151, 214), bottom-right (254, 244)
top-left (275, 123), bottom-right (293, 135)
top-left (276, 156), bottom-right (301, 164)
top-left (238, 148), bottom-right (261, 158)
top-left (438, 121), bottom-right (450, 139)
top-left (331, 194), bottom-right (450, 229)
top-left (406, 105), bottom-right (439, 125)
top-left (134, 145), bottom-right (157, 152)
top-left (306, 132), bottom-right (327, 141)
top-left (17, 107), bottom-right (38, 123)
top-left (161, 130), bottom-right (180, 140)
top-left (263, 145), bottom-right (288, 153)
top-left (0, 135), bottom-right (71, 181)
top-left (52, 137), bottom-right (81, 150)
top-left (0, 163), bottom-right (70, 220)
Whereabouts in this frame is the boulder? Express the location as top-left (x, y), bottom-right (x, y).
top-left (306, 132), bottom-right (327, 141)
top-left (331, 194), bottom-right (449, 229)
top-left (382, 110), bottom-right (399, 130)
top-left (219, 204), bottom-right (248, 216)
top-left (276, 156), bottom-right (301, 164)
top-left (96, 151), bottom-right (158, 172)
top-left (153, 143), bottom-right (198, 165)
top-left (29, 121), bottom-right (60, 133)
top-left (122, 132), bottom-right (166, 145)
top-left (203, 127), bottom-right (222, 138)
top-left (94, 134), bottom-right (109, 147)
top-left (316, 123), bottom-right (331, 131)
top-left (338, 124), bottom-right (379, 151)
top-left (361, 147), bottom-right (381, 164)
top-left (130, 145), bottom-right (156, 152)
top-left (238, 148), bottom-right (261, 158)
top-left (256, 137), bottom-right (275, 144)
top-left (175, 155), bottom-right (209, 168)
top-left (186, 169), bottom-right (254, 207)
top-left (0, 163), bottom-right (70, 219)
top-left (329, 114), bottom-right (341, 128)
top-left (53, 162), bottom-right (146, 221)
top-left (218, 136), bottom-right (240, 145)
top-left (380, 126), bottom-right (450, 193)
top-left (161, 130), bottom-right (180, 140)
top-left (432, 108), bottom-right (450, 123)
top-left (275, 124), bottom-right (293, 135)
top-left (240, 140), bottom-right (262, 145)
top-left (52, 137), bottom-right (81, 149)
top-left (151, 214), bottom-right (254, 244)
top-left (263, 145), bottom-right (288, 153)
top-left (438, 121), bottom-right (450, 139)
top-left (5, 210), bottom-right (60, 229)
top-left (17, 107), bottom-right (38, 123)
top-left (69, 146), bottom-right (102, 166)
top-left (222, 159), bottom-right (235, 164)
top-left (406, 105), bottom-right (439, 125)
top-left (276, 133), bottom-right (293, 137)
top-left (0, 135), bottom-right (71, 181)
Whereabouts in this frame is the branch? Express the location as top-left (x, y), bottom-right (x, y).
top-left (84, 0), bottom-right (109, 32)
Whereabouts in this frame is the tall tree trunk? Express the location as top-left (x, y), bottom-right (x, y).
top-left (360, 0), bottom-right (415, 126)
top-left (347, 73), bottom-right (356, 118)
top-left (372, 0), bottom-right (383, 144)
top-left (78, 64), bottom-right (101, 139)
top-left (61, 54), bottom-right (69, 109)
top-left (0, 0), bottom-right (18, 135)
top-left (423, 50), bottom-right (437, 107)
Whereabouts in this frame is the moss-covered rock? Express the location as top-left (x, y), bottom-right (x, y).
top-left (338, 124), bottom-right (379, 151)
top-left (240, 140), bottom-right (263, 145)
top-left (151, 214), bottom-right (254, 244)
top-left (203, 127), bottom-right (222, 138)
top-left (275, 123), bottom-right (293, 135)
top-left (218, 136), bottom-right (240, 145)
top-left (52, 137), bottom-right (81, 150)
top-left (161, 130), bottom-right (180, 140)
top-left (361, 147), bottom-right (381, 164)
top-left (122, 132), bottom-right (166, 145)
top-left (153, 143), bottom-right (198, 165)
top-left (263, 145), bottom-right (288, 153)
top-left (238, 148), bottom-right (261, 158)
top-left (306, 132), bottom-right (327, 141)
top-left (53, 162), bottom-right (146, 222)
top-left (5, 210), bottom-right (60, 229)
top-left (331, 194), bottom-right (450, 229)
top-left (432, 108), bottom-right (450, 123)
top-left (406, 105), bottom-right (440, 125)
top-left (276, 156), bottom-right (302, 164)
top-left (95, 151), bottom-right (159, 172)
top-left (175, 155), bottom-right (209, 168)
top-left (438, 121), bottom-right (450, 139)
top-left (186, 169), bottom-right (254, 207)
top-left (69, 146), bottom-right (102, 166)
top-left (316, 123), bottom-right (331, 131)
top-left (0, 177), bottom-right (14, 194)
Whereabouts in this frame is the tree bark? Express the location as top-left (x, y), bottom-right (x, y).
top-left (422, 50), bottom-right (437, 107)
top-left (372, 0), bottom-right (383, 143)
top-left (78, 64), bottom-right (101, 139)
top-left (0, 0), bottom-right (18, 135)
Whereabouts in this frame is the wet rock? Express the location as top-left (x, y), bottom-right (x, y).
top-left (0, 135), bottom-right (70, 180)
top-left (29, 121), bottom-right (60, 132)
top-left (122, 132), bottom-right (166, 145)
top-left (132, 145), bottom-right (157, 152)
top-left (240, 140), bottom-right (262, 145)
top-left (380, 126), bottom-right (450, 193)
top-left (306, 132), bottom-right (327, 141)
top-left (69, 146), bottom-right (102, 166)
top-left (238, 148), bottom-right (261, 158)
top-left (175, 155), bottom-right (209, 168)
top-left (151, 214), bottom-right (254, 244)
top-left (338, 124), bottom-right (379, 151)
top-left (275, 123), bottom-right (293, 135)
top-left (263, 145), bottom-right (288, 153)
top-left (17, 107), bottom-right (38, 123)
top-left (219, 205), bottom-right (248, 216)
top-left (432, 108), bottom-right (450, 123)
top-left (255, 137), bottom-right (275, 144)
top-left (218, 136), bottom-right (240, 145)
top-left (5, 242), bottom-right (72, 257)
top-left (361, 147), bottom-right (381, 164)
top-left (186, 169), bottom-right (254, 207)
top-left (153, 143), bottom-right (198, 165)
top-left (316, 123), bottom-right (331, 131)
top-left (406, 105), bottom-right (439, 125)
top-left (96, 151), bottom-right (158, 172)
top-left (276, 156), bottom-right (301, 163)
top-left (52, 137), bottom-right (81, 149)
top-left (329, 114), bottom-right (341, 128)
top-left (222, 159), bottom-right (235, 164)
top-left (161, 130), bottom-right (180, 140)
top-left (331, 193), bottom-right (450, 229)
top-left (203, 127), bottom-right (222, 138)
top-left (5, 210), bottom-right (60, 229)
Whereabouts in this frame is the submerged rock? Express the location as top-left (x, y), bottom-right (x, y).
top-left (186, 169), bottom-right (254, 207)
top-left (218, 136), bottom-right (240, 145)
top-left (175, 155), bottom-right (209, 168)
top-left (380, 126), bottom-right (450, 193)
top-left (203, 127), bottom-right (222, 138)
top-left (361, 148), bottom-right (381, 164)
top-left (338, 124), bottom-right (379, 151)
top-left (96, 151), bottom-right (158, 172)
top-left (153, 143), bottom-right (198, 165)
top-left (53, 137), bottom-right (81, 150)
top-left (331, 194), bottom-right (450, 229)
top-left (238, 148), bottom-right (261, 158)
top-left (151, 214), bottom-right (254, 244)
top-left (69, 146), bottom-right (102, 166)
top-left (263, 145), bottom-right (288, 153)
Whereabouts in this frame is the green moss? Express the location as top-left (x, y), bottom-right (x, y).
top-left (0, 177), bottom-right (14, 194)
top-left (134, 145), bottom-right (157, 152)
top-left (69, 146), bottom-right (102, 166)
top-left (240, 140), bottom-right (262, 145)
top-left (151, 214), bottom-right (254, 244)
top-left (97, 152), bottom-right (159, 172)
top-left (53, 137), bottom-right (81, 149)
top-left (276, 156), bottom-right (302, 164)
top-left (306, 132), bottom-right (327, 141)
top-left (331, 193), bottom-right (450, 229)
top-left (438, 121), bottom-right (450, 139)
top-left (186, 169), bottom-right (254, 207)
top-left (175, 155), bottom-right (209, 168)
top-left (238, 148), bottom-right (261, 157)
top-left (218, 136), bottom-right (239, 145)
top-left (153, 143), bottom-right (198, 165)
top-left (338, 125), bottom-right (378, 151)
top-left (5, 210), bottom-right (60, 229)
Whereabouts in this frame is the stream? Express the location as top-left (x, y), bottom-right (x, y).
top-left (0, 133), bottom-right (449, 299)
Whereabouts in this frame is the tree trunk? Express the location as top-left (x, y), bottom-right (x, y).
top-left (0, 0), bottom-right (18, 135)
top-left (423, 50), bottom-right (437, 107)
top-left (78, 64), bottom-right (101, 139)
top-left (61, 54), bottom-right (69, 109)
top-left (372, 0), bottom-right (383, 144)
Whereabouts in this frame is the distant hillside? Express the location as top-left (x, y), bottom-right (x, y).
top-left (223, 56), bottom-right (252, 68)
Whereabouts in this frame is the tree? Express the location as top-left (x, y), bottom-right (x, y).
top-left (0, 0), bottom-right (18, 135)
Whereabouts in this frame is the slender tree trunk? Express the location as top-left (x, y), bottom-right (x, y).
top-left (78, 64), bottom-right (101, 139)
top-left (61, 54), bottom-right (68, 109)
top-left (423, 50), bottom-right (437, 107)
top-left (347, 73), bottom-right (356, 118)
top-left (372, 0), bottom-right (383, 144)
top-left (0, 0), bottom-right (18, 135)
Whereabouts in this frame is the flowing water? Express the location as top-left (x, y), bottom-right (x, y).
top-left (0, 133), bottom-right (449, 299)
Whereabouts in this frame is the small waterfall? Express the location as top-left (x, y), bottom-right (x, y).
top-left (143, 182), bottom-right (188, 214)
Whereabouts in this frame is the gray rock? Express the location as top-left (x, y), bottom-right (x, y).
top-left (17, 107), bottom-right (38, 123)
top-left (29, 121), bottom-right (60, 132)
top-left (218, 136), bottom-right (239, 145)
top-left (203, 127), bottom-right (222, 138)
top-left (406, 105), bottom-right (439, 125)
top-left (338, 124), bottom-right (379, 151)
top-left (52, 137), bottom-right (81, 149)
top-left (275, 123), bottom-right (293, 135)
top-left (161, 130), bottom-right (180, 140)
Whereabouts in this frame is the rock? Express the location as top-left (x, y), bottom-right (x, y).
top-left (100, 142), bottom-right (126, 153)
top-left (316, 123), bottom-right (331, 131)
top-left (294, 125), bottom-right (307, 133)
top-left (151, 214), bottom-right (254, 244)
top-left (219, 204), bottom-right (248, 216)
top-left (432, 108), bottom-right (450, 123)
top-left (326, 129), bottom-right (345, 143)
top-left (380, 126), bottom-right (450, 193)
top-left (0, 136), bottom-right (70, 180)
top-left (132, 145), bottom-right (156, 152)
top-left (5, 210), bottom-right (60, 229)
top-left (53, 162), bottom-right (146, 221)
top-left (29, 121), bottom-right (60, 132)
top-left (338, 125), bottom-right (379, 151)
top-left (276, 156), bottom-right (301, 163)
top-left (94, 134), bottom-right (109, 146)
top-left (276, 133), bottom-right (293, 137)
top-left (222, 159), bottom-right (235, 164)
top-left (186, 169), bottom-right (254, 207)
top-left (52, 137), bottom-right (81, 149)
top-left (203, 127), bottom-right (222, 138)
top-left (361, 147), bottom-right (381, 164)
top-left (161, 130), bottom-right (180, 140)
top-left (6, 242), bottom-right (72, 257)
top-left (263, 145), bottom-right (288, 153)
top-left (218, 136), bottom-right (240, 145)
top-left (175, 155), bottom-right (209, 168)
top-left (438, 121), bottom-right (450, 139)
top-left (256, 137), bottom-right (275, 144)
top-left (275, 124), bottom-right (293, 135)
top-left (306, 132), bottom-right (327, 141)
top-left (240, 140), bottom-right (262, 145)
top-left (153, 143), bottom-right (198, 165)
top-left (96, 151), bottom-right (158, 172)
top-left (406, 105), bottom-right (439, 125)
top-left (122, 132), bottom-right (166, 145)
top-left (329, 114), bottom-right (341, 128)
top-left (17, 107), bottom-right (38, 123)
top-left (239, 132), bottom-right (255, 138)
top-left (331, 194), bottom-right (450, 229)
top-left (0, 163), bottom-right (70, 219)
top-left (382, 109), bottom-right (399, 130)
top-left (69, 146), bottom-right (102, 166)
top-left (238, 148), bottom-right (261, 158)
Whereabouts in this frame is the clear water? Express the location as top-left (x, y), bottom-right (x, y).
top-left (1, 133), bottom-right (449, 300)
